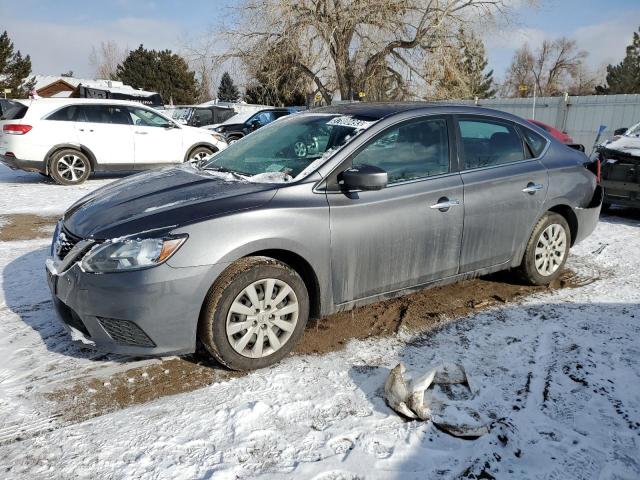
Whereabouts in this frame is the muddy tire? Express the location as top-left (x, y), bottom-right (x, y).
top-left (49, 149), bottom-right (91, 185)
top-left (518, 212), bottom-right (571, 286)
top-left (198, 256), bottom-right (309, 371)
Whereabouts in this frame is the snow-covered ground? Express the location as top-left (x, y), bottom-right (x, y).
top-left (0, 165), bottom-right (639, 479)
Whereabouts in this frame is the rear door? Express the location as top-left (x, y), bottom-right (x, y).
top-left (75, 104), bottom-right (135, 166)
top-left (456, 115), bottom-right (548, 272)
top-left (127, 106), bottom-right (183, 166)
top-left (327, 115), bottom-right (464, 304)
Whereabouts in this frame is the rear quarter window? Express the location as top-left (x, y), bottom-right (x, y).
top-left (0, 101), bottom-right (28, 120)
top-left (520, 127), bottom-right (548, 157)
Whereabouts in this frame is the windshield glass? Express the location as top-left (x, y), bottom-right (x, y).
top-left (624, 122), bottom-right (640, 137)
top-left (222, 111), bottom-right (252, 125)
top-left (166, 107), bottom-right (190, 122)
top-left (202, 113), bottom-right (376, 181)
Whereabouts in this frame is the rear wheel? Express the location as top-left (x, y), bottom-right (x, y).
top-left (518, 212), bottom-right (571, 285)
top-left (49, 149), bottom-right (91, 185)
top-left (198, 257), bottom-right (309, 371)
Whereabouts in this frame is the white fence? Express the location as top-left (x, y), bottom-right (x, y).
top-left (445, 94), bottom-right (640, 149)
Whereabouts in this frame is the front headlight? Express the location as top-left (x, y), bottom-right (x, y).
top-left (211, 132), bottom-right (226, 143)
top-left (214, 126), bottom-right (224, 133)
top-left (80, 236), bottom-right (186, 273)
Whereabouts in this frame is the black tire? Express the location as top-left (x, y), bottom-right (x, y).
top-left (518, 212), bottom-right (571, 286)
top-left (187, 146), bottom-right (215, 165)
top-left (198, 256), bottom-right (309, 371)
top-left (49, 149), bottom-right (91, 185)
top-left (227, 135), bottom-right (242, 144)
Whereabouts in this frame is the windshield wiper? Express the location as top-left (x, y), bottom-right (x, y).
top-left (204, 165), bottom-right (250, 180)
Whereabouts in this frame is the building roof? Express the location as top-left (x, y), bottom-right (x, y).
top-left (33, 75), bottom-right (158, 98)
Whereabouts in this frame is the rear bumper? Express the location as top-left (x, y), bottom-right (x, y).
top-left (46, 259), bottom-right (228, 356)
top-left (0, 154), bottom-right (46, 173)
top-left (602, 179), bottom-right (640, 208)
top-left (573, 185), bottom-right (603, 245)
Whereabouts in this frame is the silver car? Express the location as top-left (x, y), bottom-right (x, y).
top-left (46, 103), bottom-right (602, 370)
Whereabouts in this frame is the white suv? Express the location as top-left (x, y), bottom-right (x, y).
top-left (0, 98), bottom-right (227, 185)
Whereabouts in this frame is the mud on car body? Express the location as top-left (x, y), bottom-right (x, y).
top-left (46, 103), bottom-right (602, 371)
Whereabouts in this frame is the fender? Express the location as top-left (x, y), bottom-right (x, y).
top-left (43, 143), bottom-right (98, 173)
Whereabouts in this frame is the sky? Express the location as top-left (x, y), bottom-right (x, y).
top-left (1, 0), bottom-right (639, 84)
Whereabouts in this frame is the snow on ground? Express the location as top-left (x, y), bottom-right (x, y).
top-left (0, 164), bottom-right (121, 214)
top-left (0, 166), bottom-right (639, 479)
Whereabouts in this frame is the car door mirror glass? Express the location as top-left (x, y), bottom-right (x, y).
top-left (341, 164), bottom-right (388, 191)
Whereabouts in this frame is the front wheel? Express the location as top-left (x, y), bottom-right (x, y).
top-left (187, 146), bottom-right (215, 167)
top-left (49, 149), bottom-right (91, 185)
top-left (198, 257), bottom-right (309, 371)
top-left (518, 212), bottom-right (571, 285)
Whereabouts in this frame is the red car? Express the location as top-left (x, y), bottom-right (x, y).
top-left (528, 119), bottom-right (574, 144)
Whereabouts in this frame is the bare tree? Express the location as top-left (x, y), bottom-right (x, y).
top-left (219, 0), bottom-right (524, 103)
top-left (89, 41), bottom-right (127, 80)
top-left (504, 38), bottom-right (587, 97)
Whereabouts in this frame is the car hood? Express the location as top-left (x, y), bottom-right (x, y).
top-left (602, 136), bottom-right (640, 157)
top-left (63, 165), bottom-right (278, 240)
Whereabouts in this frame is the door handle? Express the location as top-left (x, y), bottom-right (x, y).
top-left (522, 182), bottom-right (544, 194)
top-left (135, 131), bottom-right (149, 135)
top-left (430, 197), bottom-right (460, 212)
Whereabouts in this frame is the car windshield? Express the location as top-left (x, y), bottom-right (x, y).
top-left (167, 107), bottom-right (190, 122)
top-left (202, 113), bottom-right (376, 182)
top-left (624, 122), bottom-right (640, 137)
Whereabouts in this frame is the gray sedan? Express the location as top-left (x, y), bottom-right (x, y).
top-left (46, 103), bottom-right (602, 370)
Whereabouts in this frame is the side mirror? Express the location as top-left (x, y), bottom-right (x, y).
top-left (341, 164), bottom-right (388, 191)
top-left (614, 127), bottom-right (628, 136)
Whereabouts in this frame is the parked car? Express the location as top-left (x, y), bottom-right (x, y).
top-left (528, 119), bottom-right (574, 144)
top-left (167, 105), bottom-right (236, 128)
top-left (46, 103), bottom-right (602, 370)
top-left (212, 108), bottom-right (293, 142)
top-left (597, 121), bottom-right (640, 210)
top-left (0, 98), bottom-right (227, 185)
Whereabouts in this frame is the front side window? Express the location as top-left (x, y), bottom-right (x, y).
top-left (458, 118), bottom-right (525, 169)
top-left (128, 107), bottom-right (173, 128)
top-left (252, 111), bottom-right (275, 125)
top-left (193, 108), bottom-right (213, 125)
top-left (203, 113), bottom-right (375, 181)
top-left (351, 117), bottom-right (450, 184)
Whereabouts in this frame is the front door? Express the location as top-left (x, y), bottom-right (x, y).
top-left (327, 116), bottom-right (464, 304)
top-left (75, 104), bottom-right (135, 165)
top-left (127, 106), bottom-right (183, 166)
top-left (456, 116), bottom-right (549, 272)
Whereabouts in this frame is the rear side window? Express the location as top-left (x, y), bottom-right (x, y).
top-left (352, 117), bottom-right (450, 184)
top-left (78, 105), bottom-right (132, 125)
top-left (520, 127), bottom-right (548, 157)
top-left (47, 106), bottom-right (80, 122)
top-left (193, 108), bottom-right (213, 126)
top-left (458, 119), bottom-right (525, 169)
top-left (1, 100), bottom-right (28, 120)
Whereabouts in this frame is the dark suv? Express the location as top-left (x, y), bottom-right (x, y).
top-left (213, 108), bottom-right (293, 142)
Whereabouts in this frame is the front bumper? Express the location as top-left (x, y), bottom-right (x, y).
top-left (46, 256), bottom-right (228, 356)
top-left (0, 153), bottom-right (46, 173)
top-left (573, 185), bottom-right (603, 245)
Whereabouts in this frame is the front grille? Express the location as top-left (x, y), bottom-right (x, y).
top-left (56, 227), bottom-right (81, 260)
top-left (97, 317), bottom-right (156, 348)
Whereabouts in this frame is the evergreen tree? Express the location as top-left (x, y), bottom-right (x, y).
top-left (437, 29), bottom-right (495, 99)
top-left (117, 45), bottom-right (199, 104)
top-left (596, 26), bottom-right (640, 94)
top-left (0, 31), bottom-right (35, 97)
top-left (217, 72), bottom-right (240, 102)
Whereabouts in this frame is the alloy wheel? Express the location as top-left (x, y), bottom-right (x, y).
top-left (534, 223), bottom-right (567, 276)
top-left (226, 278), bottom-right (299, 359)
top-left (56, 154), bottom-right (86, 183)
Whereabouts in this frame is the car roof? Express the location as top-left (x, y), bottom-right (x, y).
top-left (309, 101), bottom-right (519, 121)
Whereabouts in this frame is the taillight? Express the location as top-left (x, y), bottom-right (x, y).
top-left (3, 124), bottom-right (32, 135)
top-left (595, 157), bottom-right (601, 184)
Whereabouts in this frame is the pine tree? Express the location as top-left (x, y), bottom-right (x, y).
top-left (217, 72), bottom-right (240, 102)
top-left (117, 45), bottom-right (199, 104)
top-left (0, 31), bottom-right (35, 97)
top-left (596, 26), bottom-right (640, 94)
top-left (436, 29), bottom-right (495, 99)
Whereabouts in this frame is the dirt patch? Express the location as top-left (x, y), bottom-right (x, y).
top-left (0, 214), bottom-right (59, 241)
top-left (47, 268), bottom-right (593, 423)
